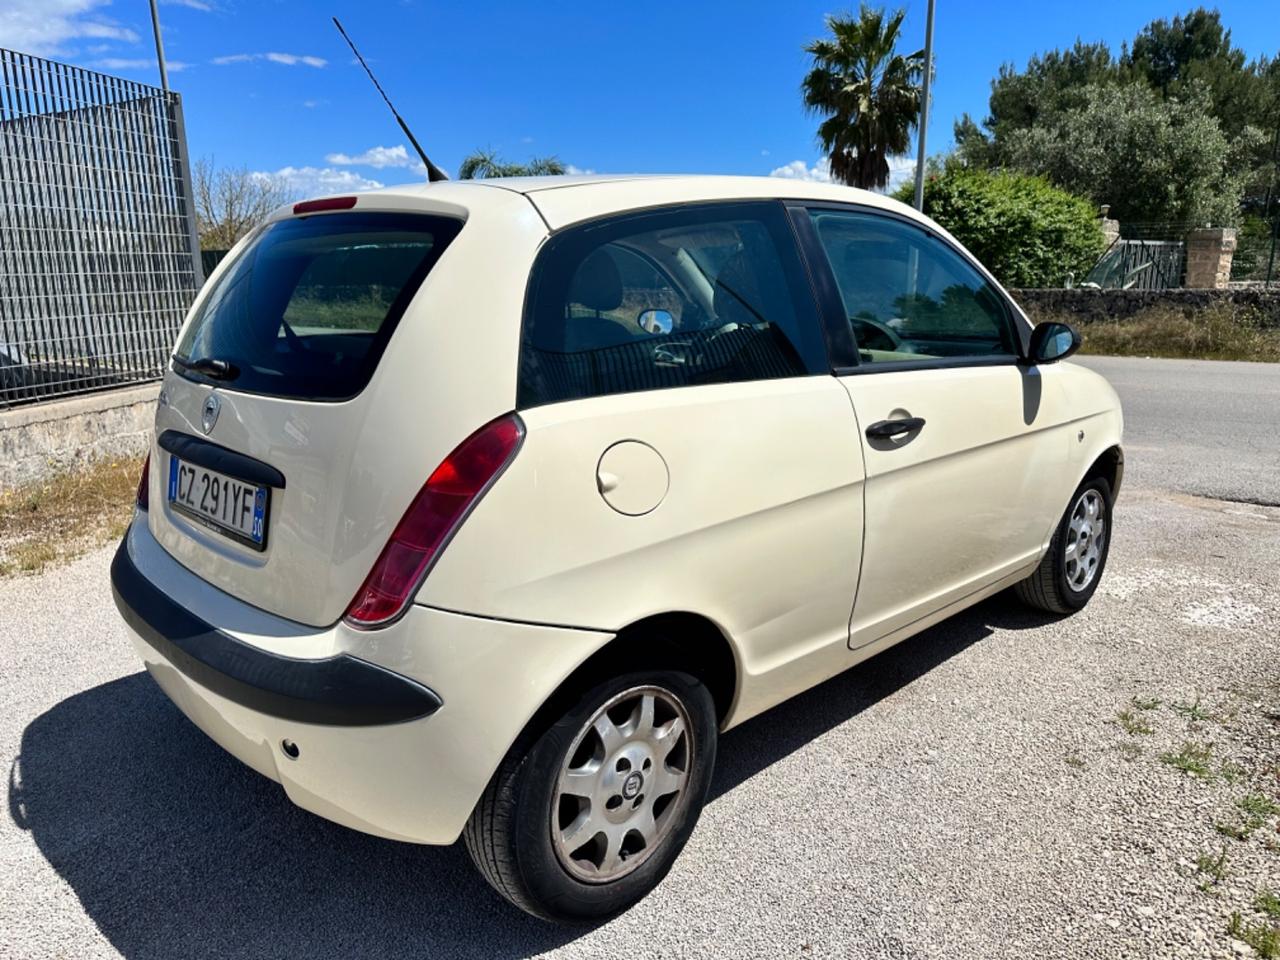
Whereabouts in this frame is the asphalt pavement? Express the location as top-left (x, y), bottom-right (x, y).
top-left (1077, 355), bottom-right (1280, 505)
top-left (2, 356), bottom-right (1278, 960)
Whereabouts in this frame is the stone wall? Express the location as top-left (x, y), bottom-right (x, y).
top-left (1008, 287), bottom-right (1280, 327)
top-left (0, 384), bottom-right (158, 491)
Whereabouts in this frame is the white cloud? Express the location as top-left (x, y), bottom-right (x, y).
top-left (768, 159), bottom-right (832, 182)
top-left (768, 156), bottom-right (917, 193)
top-left (326, 145), bottom-right (416, 169)
top-left (565, 164), bottom-right (595, 176)
top-left (266, 52), bottom-right (326, 67)
top-left (0, 0), bottom-right (139, 56)
top-left (884, 155), bottom-right (916, 194)
top-left (161, 0), bottom-right (213, 9)
top-left (92, 57), bottom-right (189, 73)
top-left (213, 52), bottom-right (327, 68)
top-left (251, 166), bottom-right (385, 201)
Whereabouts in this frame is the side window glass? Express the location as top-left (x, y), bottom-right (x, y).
top-left (808, 210), bottom-right (1015, 363)
top-left (520, 205), bottom-right (827, 407)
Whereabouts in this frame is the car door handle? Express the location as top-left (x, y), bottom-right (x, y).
top-left (865, 417), bottom-right (926, 439)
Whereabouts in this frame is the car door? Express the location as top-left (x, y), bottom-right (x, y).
top-left (423, 200), bottom-right (867, 723)
top-left (792, 205), bottom-right (1071, 649)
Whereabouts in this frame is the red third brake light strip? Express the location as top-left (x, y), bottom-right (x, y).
top-left (344, 414), bottom-right (525, 628)
top-left (293, 196), bottom-right (358, 215)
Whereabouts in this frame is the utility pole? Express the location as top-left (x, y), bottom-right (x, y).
top-left (912, 0), bottom-right (936, 211)
top-left (148, 0), bottom-right (170, 92)
top-left (1266, 121), bottom-right (1279, 288)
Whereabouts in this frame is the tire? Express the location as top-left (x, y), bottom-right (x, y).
top-left (1015, 476), bottom-right (1113, 614)
top-left (463, 669), bottom-right (717, 923)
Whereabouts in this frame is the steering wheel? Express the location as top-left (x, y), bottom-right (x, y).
top-left (850, 316), bottom-right (903, 353)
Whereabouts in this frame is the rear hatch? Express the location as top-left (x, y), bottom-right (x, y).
top-left (148, 201), bottom-right (480, 627)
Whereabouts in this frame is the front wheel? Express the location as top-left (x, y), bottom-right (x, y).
top-left (1015, 476), bottom-right (1113, 614)
top-left (464, 670), bottom-right (717, 923)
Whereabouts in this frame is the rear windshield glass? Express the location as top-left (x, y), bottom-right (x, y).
top-left (174, 211), bottom-right (462, 400)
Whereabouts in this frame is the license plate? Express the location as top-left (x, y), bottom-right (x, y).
top-left (167, 455), bottom-right (270, 550)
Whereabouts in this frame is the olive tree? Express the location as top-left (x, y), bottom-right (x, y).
top-left (999, 82), bottom-right (1258, 225)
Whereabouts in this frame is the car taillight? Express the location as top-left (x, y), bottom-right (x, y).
top-left (344, 414), bottom-right (524, 628)
top-left (136, 453), bottom-right (151, 509)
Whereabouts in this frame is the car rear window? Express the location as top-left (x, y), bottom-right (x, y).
top-left (174, 211), bottom-right (462, 400)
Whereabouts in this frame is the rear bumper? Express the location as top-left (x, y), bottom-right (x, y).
top-left (111, 515), bottom-right (612, 844)
top-left (111, 541), bottom-right (441, 726)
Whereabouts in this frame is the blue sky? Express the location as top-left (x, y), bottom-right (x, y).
top-left (7, 0), bottom-right (1279, 197)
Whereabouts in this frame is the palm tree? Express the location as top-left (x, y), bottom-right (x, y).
top-left (802, 5), bottom-right (924, 189)
top-left (457, 149), bottom-right (567, 179)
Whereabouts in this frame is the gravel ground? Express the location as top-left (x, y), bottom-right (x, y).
top-left (2, 358), bottom-right (1278, 960)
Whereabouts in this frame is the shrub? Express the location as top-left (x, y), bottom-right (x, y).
top-left (895, 166), bottom-right (1105, 288)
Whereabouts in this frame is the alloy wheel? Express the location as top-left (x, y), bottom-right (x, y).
top-left (551, 685), bottom-right (694, 883)
top-left (1064, 488), bottom-right (1106, 592)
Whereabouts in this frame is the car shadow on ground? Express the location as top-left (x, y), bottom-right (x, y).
top-left (10, 594), bottom-right (1050, 960)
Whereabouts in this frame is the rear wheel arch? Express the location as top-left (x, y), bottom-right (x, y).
top-left (517, 612), bottom-right (740, 751)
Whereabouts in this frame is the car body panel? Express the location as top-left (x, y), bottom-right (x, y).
top-left (419, 374), bottom-right (866, 727)
top-left (147, 187), bottom-right (547, 626)
top-left (118, 174), bottom-right (1124, 844)
top-left (120, 514), bottom-right (611, 843)
top-left (839, 362), bottom-right (1074, 647)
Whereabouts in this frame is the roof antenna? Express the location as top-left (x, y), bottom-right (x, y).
top-left (332, 16), bottom-right (448, 182)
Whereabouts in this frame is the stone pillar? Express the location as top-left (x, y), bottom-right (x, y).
top-left (1184, 227), bottom-right (1237, 289)
top-left (1098, 205), bottom-right (1120, 247)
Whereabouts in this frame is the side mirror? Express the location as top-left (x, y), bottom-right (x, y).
top-left (1027, 321), bottom-right (1081, 364)
top-left (637, 309), bottom-right (673, 335)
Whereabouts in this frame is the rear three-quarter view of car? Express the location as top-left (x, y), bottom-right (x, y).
top-left (111, 175), bottom-right (1124, 922)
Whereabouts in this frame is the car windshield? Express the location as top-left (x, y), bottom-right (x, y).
top-left (174, 211), bottom-right (462, 400)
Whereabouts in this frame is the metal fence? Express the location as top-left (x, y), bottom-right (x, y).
top-left (0, 48), bottom-right (201, 408)
top-left (1085, 238), bottom-right (1186, 290)
top-left (1232, 215), bottom-right (1279, 285)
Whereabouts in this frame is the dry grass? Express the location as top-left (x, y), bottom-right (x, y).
top-left (0, 455), bottom-right (143, 577)
top-left (1057, 304), bottom-right (1280, 363)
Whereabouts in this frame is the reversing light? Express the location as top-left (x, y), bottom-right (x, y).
top-left (344, 414), bottom-right (524, 628)
top-left (293, 196), bottom-right (358, 215)
top-left (136, 453), bottom-right (151, 509)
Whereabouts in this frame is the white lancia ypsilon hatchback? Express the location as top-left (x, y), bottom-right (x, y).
top-left (112, 175), bottom-right (1123, 922)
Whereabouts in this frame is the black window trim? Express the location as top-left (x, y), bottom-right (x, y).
top-left (516, 199), bottom-right (833, 410)
top-left (785, 200), bottom-right (1033, 375)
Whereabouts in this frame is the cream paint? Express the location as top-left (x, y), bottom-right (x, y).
top-left (840, 362), bottom-right (1074, 648)
top-left (122, 515), bottom-right (611, 844)
top-left (422, 375), bottom-right (867, 686)
top-left (148, 186), bottom-right (547, 626)
top-left (125, 175), bottom-right (1123, 845)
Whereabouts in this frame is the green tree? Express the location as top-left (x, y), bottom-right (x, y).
top-left (457, 149), bottom-right (567, 179)
top-left (955, 41), bottom-right (1119, 168)
top-left (801, 4), bottom-right (924, 189)
top-left (894, 164), bottom-right (1105, 287)
top-left (955, 8), bottom-right (1277, 220)
top-left (1000, 82), bottom-right (1258, 225)
top-left (1124, 7), bottom-right (1263, 137)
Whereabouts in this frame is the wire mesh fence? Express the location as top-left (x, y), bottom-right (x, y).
top-left (0, 48), bottom-right (201, 408)
top-left (1232, 216), bottom-right (1279, 284)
